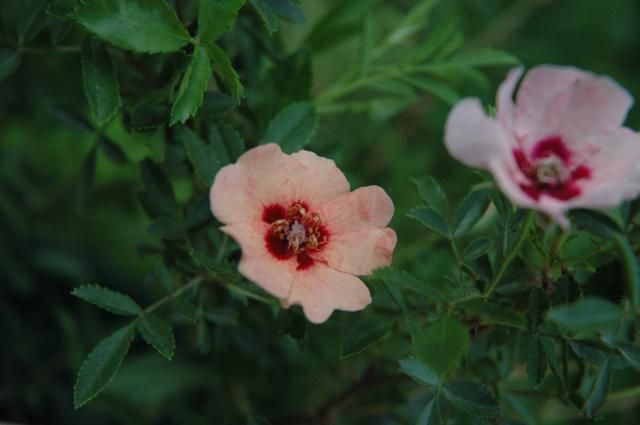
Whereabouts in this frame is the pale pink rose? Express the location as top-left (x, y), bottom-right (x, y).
top-left (445, 65), bottom-right (640, 228)
top-left (209, 144), bottom-right (397, 323)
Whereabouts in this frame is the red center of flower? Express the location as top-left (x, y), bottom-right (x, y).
top-left (513, 136), bottom-right (592, 201)
top-left (262, 202), bottom-right (329, 270)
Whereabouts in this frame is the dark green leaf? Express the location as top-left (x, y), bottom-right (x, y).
top-left (463, 237), bottom-right (493, 263)
top-left (412, 175), bottom-right (448, 215)
top-left (399, 357), bottom-right (439, 387)
top-left (175, 125), bottom-right (220, 185)
top-left (153, 262), bottom-right (175, 293)
top-left (582, 357), bottom-right (611, 418)
top-left (527, 288), bottom-right (546, 330)
top-left (261, 102), bottom-right (319, 153)
top-left (417, 396), bottom-right (441, 425)
top-left (408, 207), bottom-right (449, 238)
top-left (430, 48), bottom-right (519, 70)
top-left (81, 38), bottom-right (121, 125)
top-left (340, 316), bottom-right (397, 359)
top-left (75, 146), bottom-right (97, 212)
top-left (52, 104), bottom-right (95, 133)
top-left (170, 46), bottom-right (212, 125)
top-left (546, 297), bottom-right (623, 333)
top-left (249, 0), bottom-right (302, 32)
top-left (137, 313), bottom-right (175, 360)
top-left (72, 285), bottom-right (141, 316)
top-left (209, 123), bottom-right (245, 164)
top-left (572, 209), bottom-right (622, 238)
top-left (372, 267), bottom-right (447, 301)
top-left (443, 380), bottom-right (500, 417)
top-left (617, 343), bottom-right (640, 370)
top-left (99, 137), bottom-right (128, 164)
top-left (75, 0), bottom-right (190, 53)
top-left (139, 160), bottom-right (178, 218)
top-left (413, 316), bottom-right (469, 375)
top-left (196, 92), bottom-right (236, 119)
top-left (247, 417), bottom-right (271, 425)
top-left (203, 42), bottom-right (245, 101)
top-left (452, 191), bottom-right (489, 237)
top-left (526, 336), bottom-right (547, 387)
top-left (74, 324), bottom-right (135, 408)
top-left (458, 300), bottom-right (526, 330)
top-left (404, 76), bottom-right (460, 106)
top-left (198, 0), bottom-right (246, 42)
top-left (570, 341), bottom-right (628, 369)
top-left (0, 48), bottom-right (21, 81)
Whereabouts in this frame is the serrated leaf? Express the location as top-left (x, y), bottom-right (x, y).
top-left (170, 46), bottom-right (211, 125)
top-left (0, 48), bottom-right (21, 81)
top-left (546, 297), bottom-right (623, 333)
top-left (340, 316), bottom-right (397, 359)
top-left (412, 175), bottom-right (448, 215)
top-left (198, 0), bottom-right (246, 42)
top-left (175, 125), bottom-right (220, 185)
top-left (261, 102), bottom-right (319, 153)
top-left (399, 357), bottom-right (439, 387)
top-left (81, 38), bottom-right (120, 125)
top-left (452, 191), bottom-right (489, 237)
top-left (203, 41), bottom-right (244, 101)
top-left (75, 0), bottom-right (190, 54)
top-left (462, 237), bottom-right (493, 263)
top-left (443, 380), bottom-right (500, 417)
top-left (582, 357), bottom-right (611, 417)
top-left (408, 207), bottom-right (449, 238)
top-left (72, 285), bottom-right (141, 316)
top-left (413, 316), bottom-right (469, 375)
top-left (526, 336), bottom-right (547, 387)
top-left (74, 324), bottom-right (135, 408)
top-left (137, 313), bottom-right (175, 360)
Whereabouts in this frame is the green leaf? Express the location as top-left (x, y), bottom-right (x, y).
top-left (458, 300), bottom-right (526, 330)
top-left (386, 0), bottom-right (438, 46)
top-left (618, 343), bottom-right (640, 370)
top-left (429, 48), bottom-right (519, 70)
top-left (249, 0), bottom-right (303, 33)
top-left (170, 46), bottom-right (212, 125)
top-left (546, 297), bottom-right (623, 333)
top-left (570, 340), bottom-right (628, 369)
top-left (417, 395), bottom-right (442, 425)
top-left (72, 285), bottom-right (141, 316)
top-left (408, 207), bottom-right (449, 238)
top-left (198, 0), bottom-right (246, 42)
top-left (139, 160), bottom-right (178, 218)
top-left (99, 136), bottom-right (128, 164)
top-left (527, 288), bottom-right (546, 330)
top-left (526, 336), bottom-right (548, 387)
top-left (403, 76), bottom-right (460, 106)
top-left (261, 102), bottom-right (319, 153)
top-left (74, 324), bottom-right (135, 408)
top-left (442, 380), bottom-right (500, 417)
top-left (137, 313), bottom-right (175, 360)
top-left (413, 316), bottom-right (469, 375)
top-left (247, 417), bottom-right (271, 425)
top-left (452, 191), bottom-right (489, 237)
top-left (372, 267), bottom-right (448, 301)
top-left (0, 48), bottom-right (21, 81)
top-left (75, 0), bottom-right (190, 54)
top-left (412, 175), bottom-right (448, 215)
top-left (340, 316), bottom-right (397, 359)
top-left (572, 209), bottom-right (622, 238)
top-left (462, 237), bottom-right (493, 263)
top-left (209, 123), bottom-right (245, 164)
top-left (358, 15), bottom-right (374, 76)
top-left (175, 125), bottom-right (220, 185)
top-left (249, 0), bottom-right (278, 33)
top-left (75, 146), bottom-right (97, 212)
top-left (203, 42), bottom-right (245, 101)
top-left (399, 357), bottom-right (439, 387)
top-left (81, 38), bottom-right (120, 125)
top-left (582, 357), bottom-right (611, 418)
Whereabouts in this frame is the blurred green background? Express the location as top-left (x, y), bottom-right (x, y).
top-left (2, 0), bottom-right (640, 424)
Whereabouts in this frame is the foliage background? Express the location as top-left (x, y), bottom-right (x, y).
top-left (2, 0), bottom-right (640, 424)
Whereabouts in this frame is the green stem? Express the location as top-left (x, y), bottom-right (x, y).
top-left (609, 384), bottom-right (640, 401)
top-left (143, 276), bottom-right (203, 315)
top-left (224, 282), bottom-right (276, 305)
top-left (483, 210), bottom-right (535, 298)
top-left (611, 233), bottom-right (640, 313)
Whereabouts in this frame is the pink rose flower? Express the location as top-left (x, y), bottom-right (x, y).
top-left (445, 65), bottom-right (640, 228)
top-left (209, 144), bottom-right (397, 323)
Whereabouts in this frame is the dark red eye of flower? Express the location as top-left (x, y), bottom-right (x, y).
top-left (514, 136), bottom-right (592, 201)
top-left (263, 202), bottom-right (329, 270)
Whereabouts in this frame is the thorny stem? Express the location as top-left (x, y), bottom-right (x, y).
top-left (483, 210), bottom-right (536, 298)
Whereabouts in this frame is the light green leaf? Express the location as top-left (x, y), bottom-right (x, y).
top-left (198, 0), bottom-right (246, 42)
top-left (203, 41), bottom-right (245, 101)
top-left (81, 38), bottom-right (120, 125)
top-left (137, 313), bottom-right (175, 360)
top-left (175, 125), bottom-right (220, 185)
top-left (72, 285), bottom-right (141, 316)
top-left (74, 324), bottom-right (135, 408)
top-left (75, 0), bottom-right (190, 54)
top-left (340, 316), bottom-right (397, 359)
top-left (412, 175), bottom-right (448, 215)
top-left (546, 297), bottom-right (623, 333)
top-left (413, 316), bottom-right (469, 375)
top-left (261, 102), bottom-right (319, 153)
top-left (443, 380), bottom-right (500, 417)
top-left (386, 0), bottom-right (438, 46)
top-left (452, 191), bottom-right (489, 237)
top-left (170, 46), bottom-right (211, 125)
top-left (403, 76), bottom-right (460, 106)
top-left (526, 336), bottom-right (548, 387)
top-left (582, 357), bottom-right (611, 418)
top-left (399, 357), bottom-right (439, 387)
top-left (0, 48), bottom-right (21, 81)
top-left (408, 207), bottom-right (449, 238)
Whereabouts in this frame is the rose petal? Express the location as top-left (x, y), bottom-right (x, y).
top-left (445, 98), bottom-right (511, 169)
top-left (496, 67), bottom-right (524, 135)
top-left (282, 264), bottom-right (372, 324)
top-left (221, 221), bottom-right (296, 298)
top-left (316, 228), bottom-right (397, 275)
top-left (289, 150), bottom-right (351, 208)
top-left (317, 186), bottom-right (394, 235)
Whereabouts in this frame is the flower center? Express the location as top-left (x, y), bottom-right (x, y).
top-left (533, 155), bottom-right (570, 186)
top-left (262, 202), bottom-right (329, 270)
